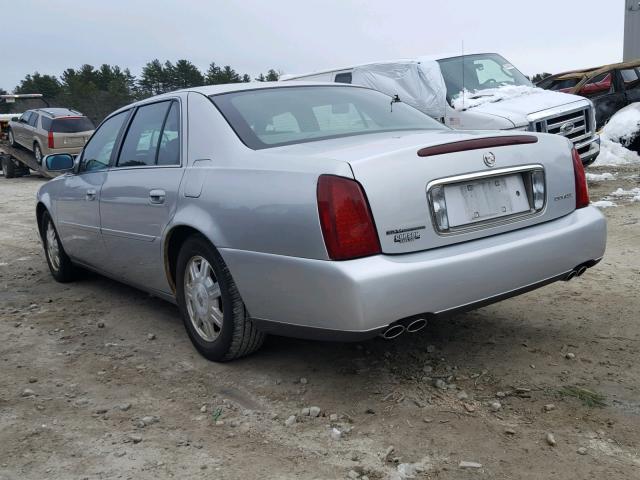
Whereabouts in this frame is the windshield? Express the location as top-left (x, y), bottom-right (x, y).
top-left (210, 86), bottom-right (446, 149)
top-left (437, 53), bottom-right (532, 100)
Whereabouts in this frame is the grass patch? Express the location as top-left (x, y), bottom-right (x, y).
top-left (558, 386), bottom-right (606, 408)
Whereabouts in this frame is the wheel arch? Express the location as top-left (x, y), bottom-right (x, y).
top-left (35, 202), bottom-right (49, 240)
top-left (164, 224), bottom-right (211, 294)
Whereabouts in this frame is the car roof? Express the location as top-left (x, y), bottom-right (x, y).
top-left (32, 107), bottom-right (85, 118)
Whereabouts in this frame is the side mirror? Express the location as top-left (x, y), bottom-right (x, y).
top-left (44, 153), bottom-right (74, 172)
top-left (11, 116), bottom-right (18, 122)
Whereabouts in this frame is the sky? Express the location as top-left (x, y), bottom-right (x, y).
top-left (0, 0), bottom-right (626, 91)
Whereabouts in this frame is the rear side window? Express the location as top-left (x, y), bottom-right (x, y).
top-left (334, 72), bottom-right (353, 84)
top-left (620, 68), bottom-right (640, 89)
top-left (117, 101), bottom-right (180, 167)
top-left (80, 111), bottom-right (128, 172)
top-left (28, 113), bottom-right (39, 127)
top-left (41, 116), bottom-right (52, 131)
top-left (51, 117), bottom-right (95, 133)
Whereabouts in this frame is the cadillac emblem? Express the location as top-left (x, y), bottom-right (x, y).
top-left (483, 151), bottom-right (496, 167)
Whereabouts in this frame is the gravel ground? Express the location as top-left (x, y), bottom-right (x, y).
top-left (0, 166), bottom-right (639, 480)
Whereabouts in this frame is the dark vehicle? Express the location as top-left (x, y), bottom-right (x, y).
top-left (537, 60), bottom-right (640, 129)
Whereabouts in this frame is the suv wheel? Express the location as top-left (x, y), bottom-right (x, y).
top-left (41, 211), bottom-right (75, 282)
top-left (8, 128), bottom-right (17, 147)
top-left (34, 143), bottom-right (43, 165)
top-left (176, 235), bottom-right (265, 361)
top-left (1, 156), bottom-right (17, 178)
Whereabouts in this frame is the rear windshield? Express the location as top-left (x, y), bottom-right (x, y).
top-left (210, 86), bottom-right (446, 149)
top-left (51, 117), bottom-right (95, 133)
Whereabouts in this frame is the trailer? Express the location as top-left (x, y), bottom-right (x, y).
top-left (0, 93), bottom-right (54, 179)
top-left (0, 142), bottom-right (54, 178)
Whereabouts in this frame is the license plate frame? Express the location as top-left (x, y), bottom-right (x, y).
top-left (444, 173), bottom-right (531, 228)
top-left (426, 165), bottom-right (546, 235)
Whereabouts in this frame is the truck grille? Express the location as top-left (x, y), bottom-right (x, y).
top-left (533, 106), bottom-right (593, 147)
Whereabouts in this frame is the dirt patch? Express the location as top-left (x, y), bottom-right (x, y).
top-left (1, 168), bottom-right (639, 479)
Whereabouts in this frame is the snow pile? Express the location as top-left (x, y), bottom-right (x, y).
top-left (593, 103), bottom-right (640, 166)
top-left (601, 104), bottom-right (640, 144)
top-left (609, 187), bottom-right (640, 202)
top-left (452, 85), bottom-right (543, 111)
top-left (591, 200), bottom-right (617, 208)
top-left (586, 172), bottom-right (615, 182)
top-left (595, 138), bottom-right (640, 166)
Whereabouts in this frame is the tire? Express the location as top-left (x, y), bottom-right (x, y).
top-left (8, 128), bottom-right (17, 147)
top-left (41, 211), bottom-right (75, 282)
top-left (176, 235), bottom-right (265, 361)
top-left (34, 143), bottom-right (43, 165)
top-left (2, 156), bottom-right (17, 179)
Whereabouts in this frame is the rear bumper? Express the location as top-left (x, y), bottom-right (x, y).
top-left (45, 146), bottom-right (84, 156)
top-left (220, 207), bottom-right (607, 340)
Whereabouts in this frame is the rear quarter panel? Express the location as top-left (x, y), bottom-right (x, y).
top-left (168, 91), bottom-right (354, 260)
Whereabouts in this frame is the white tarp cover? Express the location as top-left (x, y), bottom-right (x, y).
top-left (351, 60), bottom-right (447, 119)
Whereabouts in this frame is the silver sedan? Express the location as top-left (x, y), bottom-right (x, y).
top-left (36, 83), bottom-right (607, 361)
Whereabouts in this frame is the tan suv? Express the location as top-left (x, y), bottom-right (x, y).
top-left (8, 108), bottom-right (94, 164)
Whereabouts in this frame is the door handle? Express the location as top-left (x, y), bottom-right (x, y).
top-left (149, 189), bottom-right (166, 204)
top-left (86, 189), bottom-right (97, 201)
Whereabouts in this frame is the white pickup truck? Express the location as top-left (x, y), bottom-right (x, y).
top-left (283, 53), bottom-right (601, 165)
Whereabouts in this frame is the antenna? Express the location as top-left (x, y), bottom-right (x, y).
top-left (461, 40), bottom-right (465, 110)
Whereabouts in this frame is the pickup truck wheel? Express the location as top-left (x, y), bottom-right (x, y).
top-left (2, 156), bottom-right (17, 178)
top-left (41, 211), bottom-right (75, 282)
top-left (34, 143), bottom-right (43, 165)
top-left (176, 235), bottom-right (265, 362)
top-left (8, 128), bottom-right (17, 147)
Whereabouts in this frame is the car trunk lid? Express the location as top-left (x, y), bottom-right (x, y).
top-left (271, 129), bottom-right (576, 254)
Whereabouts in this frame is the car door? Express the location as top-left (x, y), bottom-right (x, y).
top-left (99, 99), bottom-right (184, 293)
top-left (55, 110), bottom-right (129, 267)
top-left (14, 111), bottom-right (31, 146)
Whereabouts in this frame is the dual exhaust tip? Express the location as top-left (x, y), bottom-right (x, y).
top-left (565, 264), bottom-right (589, 281)
top-left (380, 317), bottom-right (427, 340)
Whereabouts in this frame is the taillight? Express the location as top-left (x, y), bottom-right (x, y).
top-left (571, 147), bottom-right (589, 208)
top-left (317, 175), bottom-right (381, 260)
top-left (48, 131), bottom-right (54, 149)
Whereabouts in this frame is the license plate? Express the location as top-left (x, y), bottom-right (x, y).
top-left (444, 174), bottom-right (530, 227)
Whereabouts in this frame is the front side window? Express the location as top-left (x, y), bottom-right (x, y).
top-left (19, 111), bottom-right (32, 124)
top-left (211, 86), bottom-right (445, 149)
top-left (80, 111), bottom-right (128, 173)
top-left (437, 54), bottom-right (532, 99)
top-left (117, 101), bottom-right (173, 167)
